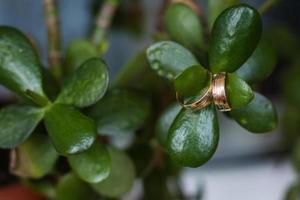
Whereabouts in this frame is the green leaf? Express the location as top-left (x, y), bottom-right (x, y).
top-left (229, 92), bottom-right (277, 133)
top-left (87, 90), bottom-right (151, 135)
top-left (92, 147), bottom-right (135, 198)
top-left (235, 39), bottom-right (277, 84)
top-left (0, 26), bottom-right (45, 98)
top-left (146, 41), bottom-right (199, 80)
top-left (0, 105), bottom-right (44, 148)
top-left (68, 141), bottom-right (111, 183)
top-left (155, 103), bottom-right (181, 147)
top-left (64, 39), bottom-right (98, 75)
top-left (226, 73), bottom-right (254, 109)
top-left (174, 65), bottom-right (210, 97)
top-left (10, 134), bottom-right (58, 179)
top-left (208, 0), bottom-right (239, 29)
top-left (167, 105), bottom-right (219, 167)
top-left (164, 3), bottom-right (205, 51)
top-left (56, 173), bottom-right (95, 200)
top-left (209, 4), bottom-right (262, 73)
top-left (44, 103), bottom-right (97, 155)
top-left (57, 58), bottom-right (109, 107)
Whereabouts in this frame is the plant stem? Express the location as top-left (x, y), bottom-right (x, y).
top-left (259, 0), bottom-right (281, 14)
top-left (44, 0), bottom-right (62, 81)
top-left (91, 0), bottom-right (119, 48)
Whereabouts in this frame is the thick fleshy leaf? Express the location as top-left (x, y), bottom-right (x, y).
top-left (44, 104), bottom-right (97, 155)
top-left (0, 26), bottom-right (45, 98)
top-left (87, 90), bottom-right (151, 135)
top-left (164, 3), bottom-right (205, 51)
top-left (167, 105), bottom-right (219, 167)
top-left (146, 41), bottom-right (198, 80)
top-left (0, 105), bottom-right (44, 148)
top-left (10, 134), bottom-right (58, 179)
top-left (235, 39), bottom-right (277, 84)
top-left (208, 0), bottom-right (239, 29)
top-left (209, 4), bottom-right (262, 73)
top-left (64, 39), bottom-right (98, 75)
top-left (229, 92), bottom-right (277, 133)
top-left (68, 142), bottom-right (111, 183)
top-left (226, 73), bottom-right (254, 109)
top-left (155, 103), bottom-right (181, 147)
top-left (56, 173), bottom-right (95, 200)
top-left (57, 58), bottom-right (109, 107)
top-left (174, 65), bottom-right (210, 97)
top-left (92, 147), bottom-right (135, 198)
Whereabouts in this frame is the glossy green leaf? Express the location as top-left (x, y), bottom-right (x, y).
top-left (10, 134), bottom-right (58, 179)
top-left (68, 141), bottom-right (111, 183)
top-left (44, 104), bottom-right (97, 155)
top-left (57, 58), bottom-right (109, 107)
top-left (226, 73), bottom-right (254, 109)
top-left (164, 3), bottom-right (205, 51)
top-left (92, 147), bottom-right (135, 198)
top-left (0, 105), bottom-right (44, 148)
top-left (167, 105), bottom-right (219, 167)
top-left (208, 0), bottom-right (239, 29)
top-left (209, 4), bottom-right (262, 73)
top-left (56, 173), bottom-right (95, 200)
top-left (155, 103), bottom-right (181, 147)
top-left (146, 41), bottom-right (199, 80)
top-left (87, 90), bottom-right (151, 135)
top-left (235, 39), bottom-right (277, 84)
top-left (230, 92), bottom-right (277, 133)
top-left (0, 26), bottom-right (45, 98)
top-left (64, 39), bottom-right (98, 75)
top-left (174, 65), bottom-right (210, 97)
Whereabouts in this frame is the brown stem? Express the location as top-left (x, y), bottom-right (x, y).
top-left (44, 0), bottom-right (62, 80)
top-left (91, 1), bottom-right (118, 47)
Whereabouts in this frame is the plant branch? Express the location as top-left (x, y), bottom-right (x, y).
top-left (44, 0), bottom-right (62, 80)
top-left (259, 0), bottom-right (281, 14)
top-left (91, 0), bottom-right (119, 48)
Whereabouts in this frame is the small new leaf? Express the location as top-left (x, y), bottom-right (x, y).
top-left (44, 104), bottom-right (97, 155)
top-left (226, 73), bottom-right (254, 109)
top-left (0, 105), bottom-right (44, 148)
top-left (174, 65), bottom-right (210, 97)
top-left (57, 58), bottom-right (109, 107)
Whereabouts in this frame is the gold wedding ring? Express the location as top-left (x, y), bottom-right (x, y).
top-left (176, 74), bottom-right (213, 110)
top-left (176, 72), bottom-right (231, 112)
top-left (212, 73), bottom-right (231, 112)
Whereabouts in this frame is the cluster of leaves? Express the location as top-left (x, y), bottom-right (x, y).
top-left (0, 26), bottom-right (151, 199)
top-left (146, 2), bottom-right (278, 168)
top-left (0, 0), bottom-right (281, 199)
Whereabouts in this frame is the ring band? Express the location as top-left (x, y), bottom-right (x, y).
top-left (212, 73), bottom-right (231, 112)
top-left (176, 74), bottom-right (213, 110)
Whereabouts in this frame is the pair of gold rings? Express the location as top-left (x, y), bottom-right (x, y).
top-left (176, 72), bottom-right (231, 112)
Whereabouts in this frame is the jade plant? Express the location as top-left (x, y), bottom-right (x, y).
top-left (0, 0), bottom-right (280, 199)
